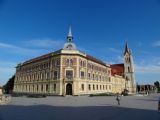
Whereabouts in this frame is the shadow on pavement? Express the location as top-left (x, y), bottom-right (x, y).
top-left (0, 105), bottom-right (160, 120)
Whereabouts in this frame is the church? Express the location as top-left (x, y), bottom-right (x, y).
top-left (13, 27), bottom-right (136, 96)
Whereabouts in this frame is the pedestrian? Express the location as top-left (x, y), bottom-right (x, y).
top-left (116, 93), bottom-right (121, 105)
top-left (158, 96), bottom-right (160, 112)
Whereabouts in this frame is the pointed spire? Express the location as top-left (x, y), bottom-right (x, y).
top-left (68, 26), bottom-right (72, 37)
top-left (67, 26), bottom-right (73, 42)
top-left (124, 41), bottom-right (130, 55)
top-left (125, 41), bottom-right (129, 52)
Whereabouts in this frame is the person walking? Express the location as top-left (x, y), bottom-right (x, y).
top-left (158, 96), bottom-right (160, 112)
top-left (116, 93), bottom-right (121, 105)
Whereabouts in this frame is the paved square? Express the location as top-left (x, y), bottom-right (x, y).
top-left (0, 94), bottom-right (160, 120)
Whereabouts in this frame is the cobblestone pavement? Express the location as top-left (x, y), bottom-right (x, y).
top-left (0, 94), bottom-right (160, 120)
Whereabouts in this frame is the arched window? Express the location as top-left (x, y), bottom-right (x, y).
top-left (128, 67), bottom-right (130, 72)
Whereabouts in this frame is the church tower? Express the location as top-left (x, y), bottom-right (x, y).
top-left (124, 42), bottom-right (136, 94)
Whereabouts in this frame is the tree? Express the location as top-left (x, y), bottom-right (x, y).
top-left (154, 81), bottom-right (159, 88)
top-left (154, 81), bottom-right (160, 92)
top-left (3, 75), bottom-right (15, 94)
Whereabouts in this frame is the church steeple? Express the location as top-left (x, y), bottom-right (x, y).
top-left (124, 41), bottom-right (131, 55)
top-left (67, 27), bottom-right (73, 42)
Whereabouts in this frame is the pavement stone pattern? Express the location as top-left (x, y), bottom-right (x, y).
top-left (0, 94), bottom-right (160, 120)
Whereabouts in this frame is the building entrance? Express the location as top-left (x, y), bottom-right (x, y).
top-left (66, 83), bottom-right (72, 95)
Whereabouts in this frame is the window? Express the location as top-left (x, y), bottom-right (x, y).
top-left (93, 74), bottom-right (95, 80)
top-left (54, 71), bottom-right (58, 79)
top-left (97, 85), bottom-right (98, 90)
top-left (54, 84), bottom-right (56, 91)
top-left (46, 84), bottom-right (49, 92)
top-left (88, 73), bottom-right (91, 80)
top-left (93, 84), bottom-right (95, 90)
top-left (81, 84), bottom-right (84, 91)
top-left (66, 70), bottom-right (73, 79)
top-left (41, 84), bottom-right (43, 91)
top-left (80, 71), bottom-right (85, 79)
top-left (88, 84), bottom-right (91, 91)
top-left (100, 85), bottom-right (101, 90)
top-left (46, 72), bottom-right (50, 80)
top-left (128, 67), bottom-right (130, 72)
top-left (80, 60), bottom-right (83, 66)
top-left (70, 59), bottom-right (73, 65)
top-left (66, 59), bottom-right (70, 65)
top-left (37, 85), bottom-right (38, 91)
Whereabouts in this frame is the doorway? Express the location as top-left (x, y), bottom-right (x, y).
top-left (66, 83), bottom-right (72, 95)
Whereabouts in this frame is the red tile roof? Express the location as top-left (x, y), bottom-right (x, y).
top-left (86, 54), bottom-right (106, 66)
top-left (110, 64), bottom-right (124, 76)
top-left (22, 49), bottom-right (62, 66)
top-left (20, 49), bottom-right (108, 67)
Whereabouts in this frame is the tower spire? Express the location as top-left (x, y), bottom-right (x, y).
top-left (67, 26), bottom-right (73, 42)
top-left (68, 26), bottom-right (72, 37)
top-left (124, 41), bottom-right (130, 54)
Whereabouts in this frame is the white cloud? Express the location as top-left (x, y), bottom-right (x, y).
top-left (26, 39), bottom-right (64, 48)
top-left (153, 41), bottom-right (160, 47)
top-left (0, 42), bottom-right (49, 56)
top-left (135, 64), bottom-right (160, 74)
top-left (108, 47), bottom-right (121, 53)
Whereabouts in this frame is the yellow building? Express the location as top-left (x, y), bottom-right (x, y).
top-left (13, 27), bottom-right (136, 95)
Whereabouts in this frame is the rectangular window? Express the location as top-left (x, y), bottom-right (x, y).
top-left (54, 84), bottom-right (56, 91)
top-left (93, 85), bottom-right (95, 90)
top-left (80, 71), bottom-right (85, 79)
top-left (66, 70), bottom-right (73, 79)
top-left (88, 73), bottom-right (91, 80)
top-left (88, 84), bottom-right (91, 91)
top-left (54, 71), bottom-right (58, 79)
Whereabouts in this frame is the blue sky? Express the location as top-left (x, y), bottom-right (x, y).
top-left (0, 0), bottom-right (160, 85)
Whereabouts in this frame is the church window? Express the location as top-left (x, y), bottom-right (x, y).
top-left (128, 67), bottom-right (130, 72)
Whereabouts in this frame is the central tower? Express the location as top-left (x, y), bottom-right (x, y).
top-left (63, 27), bottom-right (77, 50)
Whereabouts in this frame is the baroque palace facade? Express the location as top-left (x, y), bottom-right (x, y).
top-left (13, 28), bottom-right (136, 95)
